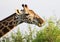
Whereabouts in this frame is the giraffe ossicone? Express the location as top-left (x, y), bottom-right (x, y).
top-left (0, 4), bottom-right (44, 38)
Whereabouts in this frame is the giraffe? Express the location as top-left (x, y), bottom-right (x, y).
top-left (21, 4), bottom-right (44, 26)
top-left (0, 4), bottom-right (44, 38)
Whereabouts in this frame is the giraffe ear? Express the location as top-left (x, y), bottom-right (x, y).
top-left (15, 9), bottom-right (22, 15)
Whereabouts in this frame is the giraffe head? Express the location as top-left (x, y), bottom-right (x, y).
top-left (16, 4), bottom-right (44, 27)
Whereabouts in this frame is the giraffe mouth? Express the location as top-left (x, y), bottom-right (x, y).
top-left (38, 21), bottom-right (45, 27)
top-left (38, 23), bottom-right (44, 27)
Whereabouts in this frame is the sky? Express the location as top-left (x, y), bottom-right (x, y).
top-left (0, 0), bottom-right (60, 37)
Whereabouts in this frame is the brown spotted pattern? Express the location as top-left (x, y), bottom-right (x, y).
top-left (0, 4), bottom-right (44, 38)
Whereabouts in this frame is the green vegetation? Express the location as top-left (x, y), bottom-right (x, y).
top-left (32, 18), bottom-right (60, 42)
top-left (0, 17), bottom-right (60, 42)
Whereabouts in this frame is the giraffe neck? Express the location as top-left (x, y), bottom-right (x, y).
top-left (0, 13), bottom-right (22, 37)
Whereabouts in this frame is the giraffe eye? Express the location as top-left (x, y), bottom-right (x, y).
top-left (24, 14), bottom-right (29, 16)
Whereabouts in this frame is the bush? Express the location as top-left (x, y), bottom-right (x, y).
top-left (32, 18), bottom-right (60, 42)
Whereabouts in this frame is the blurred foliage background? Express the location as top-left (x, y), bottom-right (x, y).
top-left (0, 17), bottom-right (60, 42)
